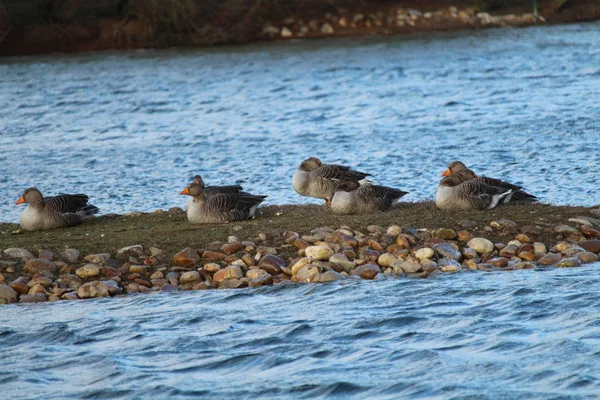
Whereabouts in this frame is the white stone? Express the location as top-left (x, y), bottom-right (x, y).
top-left (467, 238), bottom-right (494, 254)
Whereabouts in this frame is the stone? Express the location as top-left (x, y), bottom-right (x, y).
top-left (533, 242), bottom-right (547, 256)
top-left (281, 27), bottom-right (292, 37)
top-left (77, 281), bottom-right (112, 298)
top-left (577, 252), bottom-right (599, 264)
top-left (213, 266), bottom-right (243, 283)
top-left (415, 247), bottom-right (434, 260)
top-left (179, 271), bottom-right (201, 284)
top-left (0, 284), bottom-right (18, 304)
top-left (467, 238), bottom-right (494, 254)
top-left (387, 225), bottom-right (402, 236)
top-left (432, 228), bottom-right (456, 240)
top-left (75, 264), bottom-right (100, 279)
top-left (515, 233), bottom-right (531, 243)
top-left (296, 265), bottom-right (321, 282)
top-left (440, 264), bottom-right (461, 273)
top-left (28, 283), bottom-right (46, 294)
top-left (581, 226), bottom-right (600, 238)
top-left (219, 278), bottom-right (245, 289)
top-left (248, 274), bottom-right (274, 287)
top-left (318, 270), bottom-right (344, 282)
top-left (116, 245), bottom-right (144, 260)
top-left (160, 284), bottom-right (178, 292)
top-left (38, 249), bottom-right (53, 260)
top-left (488, 257), bottom-right (509, 268)
top-left (61, 249), bottom-right (80, 263)
top-left (351, 264), bottom-right (381, 279)
top-left (518, 252), bottom-right (536, 262)
top-left (258, 254), bottom-right (285, 275)
top-left (203, 263), bottom-right (220, 273)
top-left (221, 242), bottom-right (244, 255)
top-left (192, 282), bottom-right (213, 290)
top-left (24, 258), bottom-right (57, 274)
top-left (393, 258), bottom-right (421, 274)
top-left (457, 231), bottom-right (473, 242)
top-left (9, 277), bottom-right (29, 295)
top-left (321, 23), bottom-right (334, 34)
top-left (3, 248), bottom-right (34, 260)
top-left (433, 243), bottom-right (461, 261)
top-left (538, 253), bottom-right (562, 265)
top-left (291, 257), bottom-right (313, 275)
top-left (514, 262), bottom-right (536, 270)
top-left (580, 240), bottom-right (600, 254)
top-left (328, 253), bottom-right (355, 273)
top-left (19, 293), bottom-right (47, 303)
top-left (84, 253), bottom-right (111, 264)
top-left (462, 248), bottom-right (478, 260)
top-left (421, 260), bottom-right (438, 272)
top-left (490, 220), bottom-right (517, 230)
top-left (360, 249), bottom-right (380, 263)
top-left (62, 292), bottom-right (80, 300)
top-left (555, 258), bottom-right (581, 268)
top-left (499, 244), bottom-right (519, 258)
top-left (201, 250), bottom-right (227, 261)
top-left (246, 269), bottom-right (268, 279)
top-left (305, 246), bottom-right (334, 261)
top-left (554, 225), bottom-right (581, 235)
top-left (129, 265), bottom-right (148, 274)
top-left (27, 277), bottom-right (53, 288)
top-left (377, 253), bottom-right (397, 268)
top-left (256, 246), bottom-right (277, 256)
top-left (174, 248), bottom-right (200, 267)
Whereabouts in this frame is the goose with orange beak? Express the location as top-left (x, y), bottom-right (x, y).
top-left (16, 187), bottom-right (99, 231)
top-left (184, 175), bottom-right (247, 211)
top-left (441, 161), bottom-right (537, 204)
top-left (180, 182), bottom-right (267, 224)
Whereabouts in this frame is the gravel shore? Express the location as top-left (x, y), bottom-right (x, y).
top-left (1, 202), bottom-right (599, 304)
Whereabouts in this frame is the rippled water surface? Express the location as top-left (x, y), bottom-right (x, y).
top-left (1, 23), bottom-right (600, 221)
top-left (2, 267), bottom-right (600, 399)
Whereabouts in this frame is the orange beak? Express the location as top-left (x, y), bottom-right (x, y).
top-left (441, 168), bottom-right (451, 177)
top-left (179, 187), bottom-right (190, 195)
top-left (15, 196), bottom-right (25, 205)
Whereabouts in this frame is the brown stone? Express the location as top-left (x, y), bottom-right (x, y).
top-left (457, 230), bottom-right (473, 242)
top-left (9, 277), bottom-right (29, 295)
top-left (258, 254), bottom-right (285, 275)
top-left (201, 250), bottom-right (227, 261)
top-left (514, 262), bottom-right (536, 269)
top-left (518, 252), bottom-right (536, 262)
top-left (581, 226), bottom-right (600, 238)
top-left (0, 284), bottom-right (18, 304)
top-left (521, 225), bottom-right (542, 235)
top-left (577, 252), bottom-right (599, 264)
top-left (221, 242), bottom-right (244, 255)
top-left (248, 274), bottom-right (274, 287)
top-left (538, 252), bottom-right (562, 265)
top-left (19, 293), bottom-right (47, 303)
top-left (213, 266), bottom-right (244, 283)
top-left (487, 257), bottom-right (509, 268)
top-left (173, 248), bottom-right (200, 267)
top-left (499, 244), bottom-right (519, 258)
top-left (367, 239), bottom-right (383, 253)
top-left (24, 258), bottom-right (57, 275)
top-left (580, 240), bottom-right (600, 254)
top-left (555, 258), bottom-right (581, 268)
top-left (293, 239), bottom-right (310, 250)
top-left (351, 264), bottom-right (381, 279)
top-left (219, 278), bottom-right (245, 289)
top-left (359, 249), bottom-right (380, 263)
top-left (432, 228), bottom-right (456, 240)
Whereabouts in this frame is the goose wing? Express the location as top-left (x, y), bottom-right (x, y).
top-left (312, 164), bottom-right (370, 182)
top-left (357, 185), bottom-right (408, 202)
top-left (204, 185), bottom-right (245, 196)
top-left (458, 181), bottom-right (511, 210)
top-left (474, 176), bottom-right (522, 191)
top-left (45, 194), bottom-right (93, 213)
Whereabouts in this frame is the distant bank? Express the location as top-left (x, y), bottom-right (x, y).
top-left (0, 0), bottom-right (599, 57)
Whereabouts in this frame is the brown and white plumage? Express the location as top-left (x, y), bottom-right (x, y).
top-left (185, 175), bottom-right (247, 211)
top-left (436, 170), bottom-right (514, 211)
top-left (331, 181), bottom-right (408, 215)
top-left (180, 183), bottom-right (267, 224)
top-left (442, 161), bottom-right (537, 204)
top-left (292, 157), bottom-right (372, 205)
top-left (16, 187), bottom-right (99, 231)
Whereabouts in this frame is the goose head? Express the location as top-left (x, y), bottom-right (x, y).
top-left (179, 183), bottom-right (205, 198)
top-left (16, 187), bottom-right (44, 206)
top-left (441, 160), bottom-right (468, 176)
top-left (440, 170), bottom-right (476, 187)
top-left (298, 157), bottom-right (322, 172)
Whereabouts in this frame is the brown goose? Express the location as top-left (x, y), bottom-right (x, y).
top-left (16, 187), bottom-right (99, 231)
top-left (331, 181), bottom-right (408, 215)
top-left (436, 170), bottom-right (514, 211)
top-left (180, 182), bottom-right (267, 224)
top-left (292, 157), bottom-right (372, 206)
top-left (185, 175), bottom-right (247, 211)
top-left (441, 160), bottom-right (537, 203)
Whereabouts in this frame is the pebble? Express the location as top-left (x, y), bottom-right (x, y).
top-left (433, 243), bottom-right (461, 261)
top-left (295, 265), bottom-right (321, 282)
top-left (415, 247), bottom-right (434, 260)
top-left (3, 248), bottom-right (34, 260)
top-left (0, 284), bottom-right (18, 304)
top-left (173, 248), bottom-right (200, 266)
top-left (328, 253), bottom-right (355, 273)
top-left (213, 266), bottom-right (243, 283)
top-left (24, 258), bottom-right (57, 274)
top-left (179, 271), bottom-right (201, 284)
top-left (577, 252), bottom-right (599, 263)
top-left (351, 264), bottom-right (381, 279)
top-left (246, 269), bottom-right (268, 279)
top-left (538, 252), bottom-right (562, 265)
top-left (305, 246), bottom-right (334, 261)
top-left (19, 293), bottom-right (47, 303)
top-left (221, 242), bottom-right (244, 255)
top-left (533, 242), bottom-right (547, 256)
top-left (580, 240), bottom-right (600, 254)
top-left (257, 254), bottom-right (285, 275)
top-left (116, 245), bottom-right (144, 260)
top-left (62, 249), bottom-right (80, 263)
top-left (248, 274), bottom-right (274, 287)
top-left (387, 225), bottom-right (402, 236)
top-left (432, 228), bottom-right (456, 240)
top-left (75, 264), bottom-right (100, 279)
top-left (555, 258), bottom-right (581, 268)
top-left (393, 258), bottom-right (421, 274)
top-left (467, 238), bottom-right (494, 254)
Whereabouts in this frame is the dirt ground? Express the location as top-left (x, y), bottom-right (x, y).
top-left (1, 202), bottom-right (597, 258)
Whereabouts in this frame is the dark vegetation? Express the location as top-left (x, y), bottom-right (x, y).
top-left (0, 0), bottom-right (596, 54)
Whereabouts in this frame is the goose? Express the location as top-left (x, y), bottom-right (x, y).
top-left (16, 187), bottom-right (99, 231)
top-left (292, 157), bottom-right (371, 206)
top-left (331, 181), bottom-right (408, 215)
top-left (441, 160), bottom-right (537, 203)
top-left (436, 170), bottom-right (514, 211)
top-left (185, 175), bottom-right (247, 211)
top-left (180, 182), bottom-right (267, 224)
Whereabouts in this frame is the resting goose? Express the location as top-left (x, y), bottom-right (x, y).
top-left (185, 175), bottom-right (247, 211)
top-left (16, 187), bottom-right (99, 231)
top-left (292, 157), bottom-right (371, 206)
top-left (331, 181), bottom-right (408, 215)
top-left (180, 183), bottom-right (267, 224)
top-left (442, 160), bottom-right (537, 203)
top-left (436, 170), bottom-right (514, 211)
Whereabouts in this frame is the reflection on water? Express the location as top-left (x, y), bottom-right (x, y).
top-left (1, 23), bottom-right (599, 222)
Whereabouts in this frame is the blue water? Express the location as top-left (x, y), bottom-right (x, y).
top-left (1, 23), bottom-right (600, 223)
top-left (1, 22), bottom-right (600, 399)
top-left (1, 267), bottom-right (599, 399)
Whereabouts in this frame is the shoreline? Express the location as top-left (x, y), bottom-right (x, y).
top-left (1, 202), bottom-right (599, 304)
top-left (1, 1), bottom-right (599, 57)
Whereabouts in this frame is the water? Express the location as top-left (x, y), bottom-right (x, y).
top-left (1, 23), bottom-right (600, 222)
top-left (1, 23), bottom-right (600, 399)
top-left (1, 267), bottom-right (600, 399)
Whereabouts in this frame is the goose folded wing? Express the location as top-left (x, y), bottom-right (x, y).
top-left (475, 176), bottom-right (522, 191)
top-left (45, 194), bottom-right (90, 213)
top-left (205, 185), bottom-right (245, 196)
top-left (312, 164), bottom-right (369, 182)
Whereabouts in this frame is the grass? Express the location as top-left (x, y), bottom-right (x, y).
top-left (0, 202), bottom-right (595, 259)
